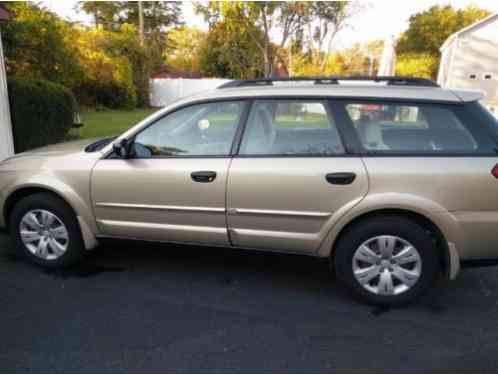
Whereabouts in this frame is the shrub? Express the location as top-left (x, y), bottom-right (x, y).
top-left (73, 26), bottom-right (138, 109)
top-left (8, 77), bottom-right (77, 152)
top-left (396, 53), bottom-right (439, 80)
top-left (75, 80), bottom-right (136, 110)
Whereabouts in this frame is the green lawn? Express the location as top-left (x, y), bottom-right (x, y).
top-left (70, 107), bottom-right (330, 140)
top-left (72, 108), bottom-right (158, 139)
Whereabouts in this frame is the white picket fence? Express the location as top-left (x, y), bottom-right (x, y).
top-left (150, 78), bottom-right (230, 108)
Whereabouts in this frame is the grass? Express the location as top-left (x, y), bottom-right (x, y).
top-left (69, 108), bottom-right (331, 141)
top-left (71, 108), bottom-right (158, 139)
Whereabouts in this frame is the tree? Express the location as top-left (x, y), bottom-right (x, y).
top-left (72, 24), bottom-right (138, 108)
top-left (197, 21), bottom-right (264, 79)
top-left (292, 39), bottom-right (383, 77)
top-left (77, 1), bottom-right (182, 70)
top-left (396, 4), bottom-right (490, 78)
top-left (75, 1), bottom-right (121, 30)
top-left (2, 2), bottom-right (83, 89)
top-left (78, 1), bottom-right (183, 107)
top-left (397, 5), bottom-right (490, 56)
top-left (102, 24), bottom-right (154, 107)
top-left (77, 1), bottom-right (182, 33)
top-left (196, 1), bottom-right (310, 77)
top-left (306, 2), bottom-right (362, 72)
top-left (395, 53), bottom-right (438, 79)
top-left (196, 1), bottom-right (362, 77)
top-left (165, 27), bottom-right (205, 74)
top-left (336, 40), bottom-right (383, 75)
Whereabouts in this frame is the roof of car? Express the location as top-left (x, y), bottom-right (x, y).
top-left (179, 83), bottom-right (483, 106)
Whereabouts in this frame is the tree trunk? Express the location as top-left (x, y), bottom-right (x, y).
top-left (138, 1), bottom-right (145, 47)
top-left (263, 42), bottom-right (274, 77)
top-left (263, 53), bottom-right (272, 77)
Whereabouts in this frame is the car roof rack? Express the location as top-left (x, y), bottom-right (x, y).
top-left (218, 76), bottom-right (440, 89)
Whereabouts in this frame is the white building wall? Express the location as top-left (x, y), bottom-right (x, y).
top-left (0, 31), bottom-right (14, 161)
top-left (150, 78), bottom-right (230, 108)
top-left (440, 19), bottom-right (498, 107)
top-left (437, 40), bottom-right (456, 87)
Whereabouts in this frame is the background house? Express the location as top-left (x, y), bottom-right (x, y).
top-left (437, 13), bottom-right (498, 114)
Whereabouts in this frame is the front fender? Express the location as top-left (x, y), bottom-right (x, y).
top-left (0, 172), bottom-right (99, 250)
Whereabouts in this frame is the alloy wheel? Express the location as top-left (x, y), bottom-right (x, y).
top-left (352, 235), bottom-right (422, 295)
top-left (19, 209), bottom-right (69, 261)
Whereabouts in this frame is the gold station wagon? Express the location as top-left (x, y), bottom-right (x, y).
top-left (1, 76), bottom-right (498, 306)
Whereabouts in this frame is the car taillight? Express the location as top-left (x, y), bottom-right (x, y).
top-left (492, 164), bottom-right (498, 179)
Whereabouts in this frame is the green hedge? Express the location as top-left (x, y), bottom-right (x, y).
top-left (8, 77), bottom-right (77, 152)
top-left (75, 80), bottom-right (137, 110)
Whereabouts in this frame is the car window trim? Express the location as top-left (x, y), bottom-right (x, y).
top-left (331, 98), bottom-right (498, 157)
top-left (102, 95), bottom-right (496, 160)
top-left (105, 99), bottom-right (250, 159)
top-left (233, 97), bottom-right (349, 158)
top-left (230, 99), bottom-right (253, 155)
top-left (328, 100), bottom-right (364, 154)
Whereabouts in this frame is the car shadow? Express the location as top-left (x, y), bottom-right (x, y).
top-left (0, 235), bottom-right (493, 316)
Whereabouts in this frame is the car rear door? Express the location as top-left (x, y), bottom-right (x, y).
top-left (337, 98), bottom-right (498, 260)
top-left (226, 99), bottom-right (368, 254)
top-left (91, 100), bottom-right (248, 246)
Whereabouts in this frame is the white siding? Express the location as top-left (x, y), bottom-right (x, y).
top-left (437, 40), bottom-right (456, 87)
top-left (441, 18), bottom-right (498, 105)
top-left (0, 31), bottom-right (13, 162)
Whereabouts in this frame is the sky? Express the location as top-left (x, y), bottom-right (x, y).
top-left (40, 0), bottom-right (498, 49)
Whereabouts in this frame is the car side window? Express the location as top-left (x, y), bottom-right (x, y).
top-left (239, 100), bottom-right (345, 155)
top-left (344, 102), bottom-right (480, 153)
top-left (133, 101), bottom-right (244, 157)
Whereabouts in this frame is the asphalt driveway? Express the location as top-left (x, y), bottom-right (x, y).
top-left (1, 233), bottom-right (498, 373)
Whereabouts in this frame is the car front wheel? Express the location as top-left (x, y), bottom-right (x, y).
top-left (9, 193), bottom-right (86, 268)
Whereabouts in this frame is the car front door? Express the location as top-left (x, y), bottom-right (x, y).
top-left (226, 99), bottom-right (369, 254)
top-left (91, 100), bottom-right (247, 246)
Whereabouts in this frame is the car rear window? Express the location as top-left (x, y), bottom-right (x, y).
top-left (341, 101), bottom-right (495, 154)
top-left (475, 102), bottom-right (498, 139)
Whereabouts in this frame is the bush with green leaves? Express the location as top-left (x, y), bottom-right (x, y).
top-left (2, 2), bottom-right (83, 91)
top-left (396, 53), bottom-right (439, 80)
top-left (8, 78), bottom-right (77, 152)
top-left (75, 80), bottom-right (136, 110)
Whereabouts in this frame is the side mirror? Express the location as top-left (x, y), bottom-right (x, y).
top-left (113, 138), bottom-right (133, 159)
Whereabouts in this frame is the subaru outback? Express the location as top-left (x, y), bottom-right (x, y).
top-left (1, 76), bottom-right (497, 306)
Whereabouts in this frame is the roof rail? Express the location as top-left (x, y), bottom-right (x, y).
top-left (218, 76), bottom-right (439, 89)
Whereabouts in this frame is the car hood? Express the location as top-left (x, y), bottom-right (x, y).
top-left (0, 138), bottom-right (109, 171)
top-left (2, 138), bottom-right (109, 162)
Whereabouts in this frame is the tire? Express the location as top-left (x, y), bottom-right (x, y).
top-left (334, 216), bottom-right (440, 306)
top-left (9, 193), bottom-right (86, 268)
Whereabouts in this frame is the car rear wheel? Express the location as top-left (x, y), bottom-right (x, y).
top-left (9, 193), bottom-right (86, 268)
top-left (334, 216), bottom-right (440, 306)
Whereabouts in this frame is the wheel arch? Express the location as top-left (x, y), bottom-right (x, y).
top-left (3, 184), bottom-right (98, 250)
top-left (4, 186), bottom-right (65, 226)
top-left (320, 206), bottom-right (459, 280)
